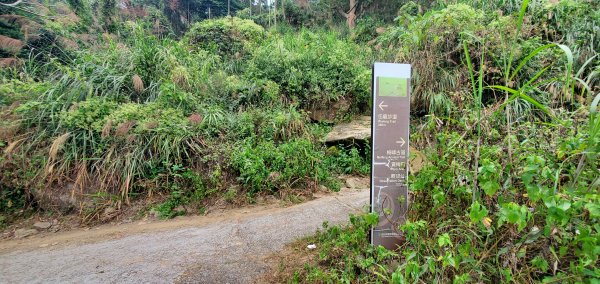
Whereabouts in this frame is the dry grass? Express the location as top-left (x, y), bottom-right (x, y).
top-left (260, 238), bottom-right (318, 283)
top-left (101, 120), bottom-right (113, 138)
top-left (132, 74), bottom-right (144, 93)
top-left (0, 58), bottom-right (22, 68)
top-left (0, 14), bottom-right (42, 37)
top-left (0, 35), bottom-right (24, 55)
top-left (115, 120), bottom-right (136, 137)
top-left (188, 113), bottom-right (202, 125)
top-left (59, 37), bottom-right (79, 50)
top-left (45, 132), bottom-right (70, 176)
top-left (3, 138), bottom-right (25, 155)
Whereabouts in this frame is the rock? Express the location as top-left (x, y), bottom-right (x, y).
top-left (409, 148), bottom-right (426, 174)
top-left (32, 183), bottom-right (78, 212)
top-left (345, 178), bottom-right (358, 189)
top-left (14, 228), bottom-right (38, 239)
top-left (344, 177), bottom-right (369, 189)
top-left (324, 116), bottom-right (371, 143)
top-left (102, 207), bottom-right (119, 221)
top-left (324, 116), bottom-right (428, 174)
top-left (308, 98), bottom-right (350, 123)
top-left (103, 207), bottom-right (116, 215)
top-left (33, 222), bottom-right (52, 230)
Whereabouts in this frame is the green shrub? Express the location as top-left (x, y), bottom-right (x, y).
top-left (324, 146), bottom-right (370, 176)
top-left (223, 76), bottom-right (281, 108)
top-left (231, 138), bottom-right (331, 194)
top-left (0, 186), bottom-right (27, 214)
top-left (533, 0), bottom-right (600, 62)
top-left (287, 114), bottom-right (599, 283)
top-left (226, 107), bottom-right (309, 144)
top-left (184, 17), bottom-right (265, 57)
top-left (246, 29), bottom-right (371, 113)
top-left (351, 17), bottom-right (385, 43)
top-left (0, 80), bottom-right (50, 106)
top-left (60, 97), bottom-right (118, 131)
top-left (151, 165), bottom-right (209, 219)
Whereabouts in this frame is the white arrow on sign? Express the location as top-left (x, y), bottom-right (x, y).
top-left (396, 137), bottom-right (406, 147)
top-left (373, 160), bottom-right (391, 168)
top-left (378, 101), bottom-right (388, 111)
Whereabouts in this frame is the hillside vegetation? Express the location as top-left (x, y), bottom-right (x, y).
top-left (0, 0), bottom-right (599, 282)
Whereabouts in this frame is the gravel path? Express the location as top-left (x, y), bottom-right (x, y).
top-left (0, 187), bottom-right (369, 283)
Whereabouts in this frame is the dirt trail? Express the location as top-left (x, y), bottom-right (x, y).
top-left (0, 187), bottom-right (369, 283)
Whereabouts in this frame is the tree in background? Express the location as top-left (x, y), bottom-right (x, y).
top-left (339, 0), bottom-right (357, 29)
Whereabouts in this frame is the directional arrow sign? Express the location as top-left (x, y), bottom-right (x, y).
top-left (370, 63), bottom-right (411, 250)
top-left (396, 137), bottom-right (405, 147)
top-left (373, 160), bottom-right (391, 168)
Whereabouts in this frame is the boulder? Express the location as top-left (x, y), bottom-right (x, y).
top-left (344, 177), bottom-right (369, 189)
top-left (324, 116), bottom-right (371, 143)
top-left (32, 183), bottom-right (79, 212)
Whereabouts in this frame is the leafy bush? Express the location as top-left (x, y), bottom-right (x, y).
top-left (351, 17), bottom-right (385, 43)
top-left (533, 0), bottom-right (600, 63)
top-left (0, 186), bottom-right (27, 214)
top-left (230, 138), bottom-right (332, 194)
top-left (324, 146), bottom-right (370, 176)
top-left (151, 166), bottom-right (208, 219)
top-left (246, 29), bottom-right (371, 114)
top-left (60, 97), bottom-right (118, 131)
top-left (184, 17), bottom-right (265, 57)
top-left (284, 111), bottom-right (599, 282)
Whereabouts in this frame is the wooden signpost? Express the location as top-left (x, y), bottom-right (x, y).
top-left (370, 63), bottom-right (411, 250)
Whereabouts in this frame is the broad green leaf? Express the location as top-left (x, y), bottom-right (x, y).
top-left (481, 180), bottom-right (500, 196)
top-left (438, 233), bottom-right (452, 248)
top-left (469, 201), bottom-right (489, 223)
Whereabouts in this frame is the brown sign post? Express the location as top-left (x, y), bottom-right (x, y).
top-left (370, 63), bottom-right (411, 250)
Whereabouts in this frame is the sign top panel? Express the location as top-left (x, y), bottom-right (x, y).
top-left (373, 62), bottom-right (411, 78)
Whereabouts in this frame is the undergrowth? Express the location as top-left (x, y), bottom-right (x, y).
top-left (283, 109), bottom-right (599, 283)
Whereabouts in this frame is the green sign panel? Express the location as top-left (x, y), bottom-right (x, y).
top-left (378, 77), bottom-right (408, 97)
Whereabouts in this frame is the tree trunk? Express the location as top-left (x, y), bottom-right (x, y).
top-left (281, 0), bottom-right (286, 22)
top-left (339, 0), bottom-right (357, 29)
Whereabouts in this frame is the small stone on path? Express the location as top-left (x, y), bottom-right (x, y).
top-left (345, 177), bottom-right (368, 189)
top-left (33, 222), bottom-right (52, 230)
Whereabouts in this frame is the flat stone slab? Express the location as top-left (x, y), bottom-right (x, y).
top-left (324, 116), bottom-right (371, 143)
top-left (324, 116), bottom-right (427, 174)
